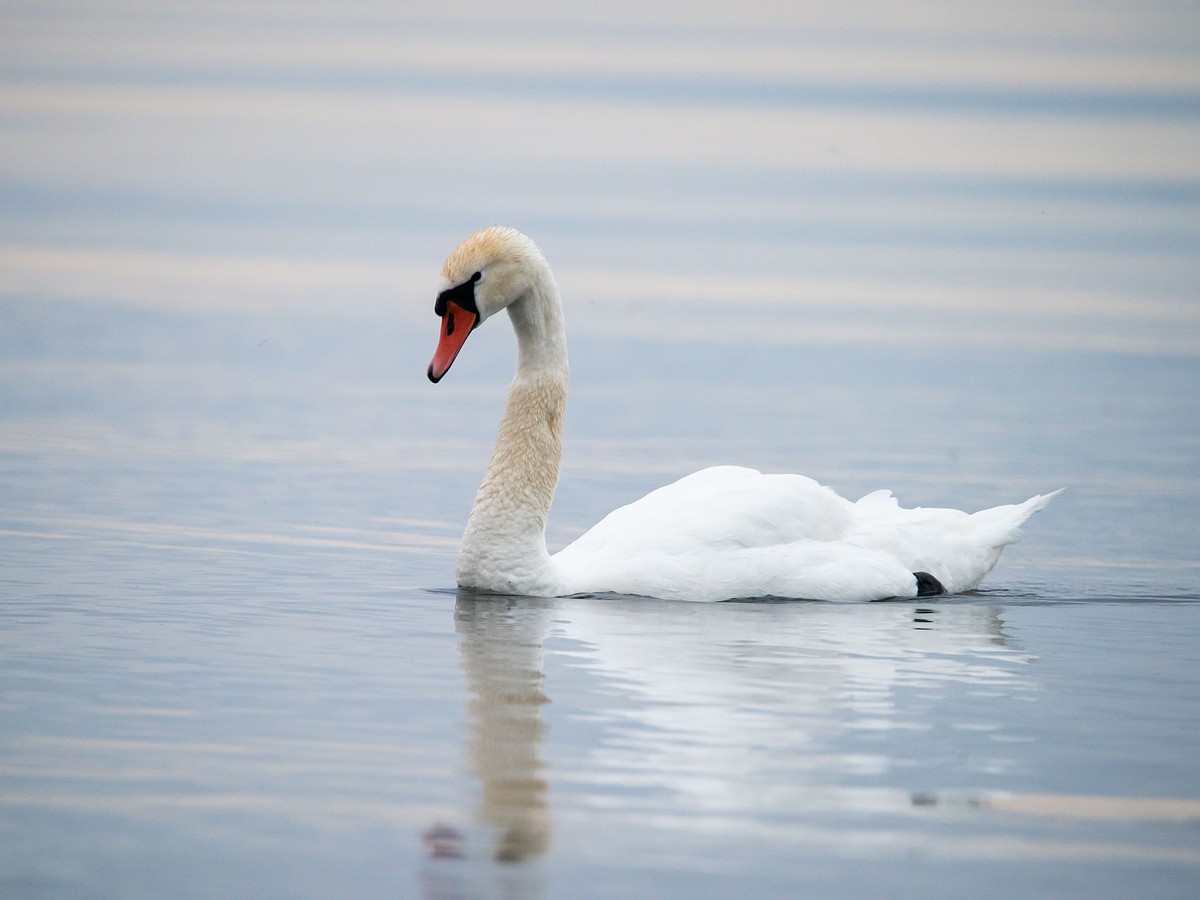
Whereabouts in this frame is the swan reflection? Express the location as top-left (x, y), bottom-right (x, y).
top-left (431, 592), bottom-right (1044, 891)
top-left (421, 593), bottom-right (553, 900)
top-left (547, 597), bottom-right (1035, 819)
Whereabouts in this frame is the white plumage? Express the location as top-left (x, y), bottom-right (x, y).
top-left (554, 467), bottom-right (1057, 602)
top-left (427, 226), bottom-right (1057, 602)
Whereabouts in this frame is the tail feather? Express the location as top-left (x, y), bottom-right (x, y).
top-left (970, 489), bottom-right (1063, 540)
top-left (848, 488), bottom-right (1061, 595)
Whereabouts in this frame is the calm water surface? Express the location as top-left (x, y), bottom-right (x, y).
top-left (2, 1), bottom-right (1200, 898)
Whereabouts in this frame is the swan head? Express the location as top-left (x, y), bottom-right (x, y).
top-left (427, 226), bottom-right (547, 383)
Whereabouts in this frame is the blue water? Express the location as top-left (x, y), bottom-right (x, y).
top-left (2, 2), bottom-right (1199, 898)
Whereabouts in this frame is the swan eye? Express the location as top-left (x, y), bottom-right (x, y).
top-left (471, 271), bottom-right (483, 283)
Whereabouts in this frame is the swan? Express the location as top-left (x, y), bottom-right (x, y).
top-left (427, 226), bottom-right (1057, 602)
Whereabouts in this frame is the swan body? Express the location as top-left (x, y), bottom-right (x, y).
top-left (427, 226), bottom-right (1057, 602)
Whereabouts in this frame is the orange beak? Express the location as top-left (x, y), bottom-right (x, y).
top-left (427, 300), bottom-right (478, 383)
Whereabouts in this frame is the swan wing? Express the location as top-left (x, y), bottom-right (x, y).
top-left (553, 466), bottom-right (914, 601)
top-left (558, 466), bottom-right (853, 555)
top-left (551, 468), bottom-right (1059, 602)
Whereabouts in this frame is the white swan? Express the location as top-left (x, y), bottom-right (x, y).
top-left (427, 226), bottom-right (1057, 602)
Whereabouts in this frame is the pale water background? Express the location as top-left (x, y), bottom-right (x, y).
top-left (2, 1), bottom-right (1199, 897)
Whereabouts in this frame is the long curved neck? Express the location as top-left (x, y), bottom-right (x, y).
top-left (456, 268), bottom-right (568, 595)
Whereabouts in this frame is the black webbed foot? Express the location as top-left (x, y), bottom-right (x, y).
top-left (913, 571), bottom-right (947, 597)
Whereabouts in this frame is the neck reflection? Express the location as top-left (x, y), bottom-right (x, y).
top-left (454, 592), bottom-right (553, 863)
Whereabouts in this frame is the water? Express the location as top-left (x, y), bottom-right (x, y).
top-left (2, 1), bottom-right (1199, 897)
